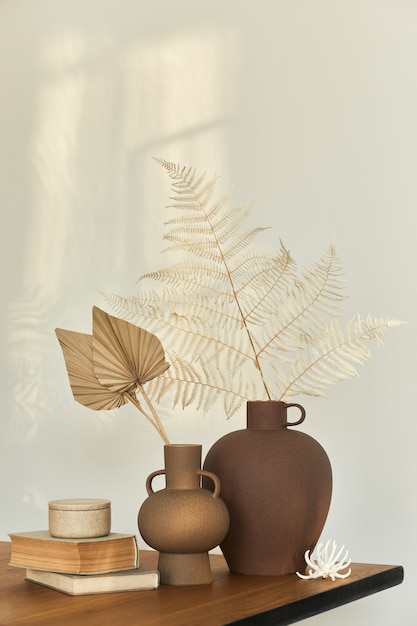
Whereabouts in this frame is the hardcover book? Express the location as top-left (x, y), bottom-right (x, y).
top-left (25, 566), bottom-right (159, 595)
top-left (8, 531), bottom-right (138, 574)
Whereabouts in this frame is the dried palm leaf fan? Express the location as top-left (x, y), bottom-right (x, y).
top-left (56, 307), bottom-right (171, 443)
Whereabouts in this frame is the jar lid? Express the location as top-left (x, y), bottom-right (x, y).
top-left (49, 498), bottom-right (111, 511)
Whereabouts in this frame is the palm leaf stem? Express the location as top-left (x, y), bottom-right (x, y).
top-left (124, 388), bottom-right (170, 444)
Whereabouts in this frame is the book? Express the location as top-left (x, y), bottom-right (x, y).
top-left (25, 566), bottom-right (159, 595)
top-left (8, 531), bottom-right (138, 574)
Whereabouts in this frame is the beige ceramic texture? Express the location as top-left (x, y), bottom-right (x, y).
top-left (138, 444), bottom-right (229, 585)
top-left (48, 498), bottom-right (111, 539)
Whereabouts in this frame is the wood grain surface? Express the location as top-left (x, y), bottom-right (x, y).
top-left (0, 543), bottom-right (403, 626)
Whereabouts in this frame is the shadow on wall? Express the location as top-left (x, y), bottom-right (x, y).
top-left (3, 6), bottom-right (241, 442)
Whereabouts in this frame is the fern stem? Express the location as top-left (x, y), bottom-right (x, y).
top-left (232, 295), bottom-right (272, 399)
top-left (125, 390), bottom-right (170, 445)
top-left (180, 167), bottom-right (272, 400)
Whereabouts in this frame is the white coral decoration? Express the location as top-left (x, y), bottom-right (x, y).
top-left (296, 540), bottom-right (352, 581)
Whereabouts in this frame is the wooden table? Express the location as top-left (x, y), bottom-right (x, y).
top-left (0, 542), bottom-right (403, 625)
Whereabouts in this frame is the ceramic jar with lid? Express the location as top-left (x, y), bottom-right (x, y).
top-left (48, 498), bottom-right (111, 539)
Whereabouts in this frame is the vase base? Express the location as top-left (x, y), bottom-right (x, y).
top-left (158, 552), bottom-right (212, 585)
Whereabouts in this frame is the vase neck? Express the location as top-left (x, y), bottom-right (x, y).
top-left (164, 444), bottom-right (202, 489)
top-left (246, 401), bottom-right (306, 430)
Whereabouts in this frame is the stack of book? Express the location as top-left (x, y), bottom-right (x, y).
top-left (8, 531), bottom-right (159, 595)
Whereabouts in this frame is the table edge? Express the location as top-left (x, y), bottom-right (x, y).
top-left (227, 564), bottom-right (404, 625)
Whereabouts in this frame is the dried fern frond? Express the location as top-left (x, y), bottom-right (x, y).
top-left (104, 159), bottom-right (403, 417)
top-left (254, 245), bottom-right (348, 357)
top-left (140, 262), bottom-right (230, 293)
top-left (277, 315), bottom-right (403, 398)
top-left (146, 352), bottom-right (261, 417)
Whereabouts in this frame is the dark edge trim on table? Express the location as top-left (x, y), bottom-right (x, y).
top-left (227, 566), bottom-right (404, 626)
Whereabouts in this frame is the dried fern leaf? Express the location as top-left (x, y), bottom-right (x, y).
top-left (146, 352), bottom-right (262, 417)
top-left (141, 263), bottom-right (229, 291)
top-left (237, 245), bottom-right (297, 323)
top-left (278, 315), bottom-right (402, 398)
top-left (103, 159), bottom-right (403, 411)
top-left (255, 245), bottom-right (348, 358)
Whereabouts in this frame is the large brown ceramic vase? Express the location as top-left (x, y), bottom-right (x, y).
top-left (203, 401), bottom-right (332, 576)
top-left (138, 444), bottom-right (229, 585)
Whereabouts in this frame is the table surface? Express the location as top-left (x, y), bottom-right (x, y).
top-left (0, 542), bottom-right (403, 626)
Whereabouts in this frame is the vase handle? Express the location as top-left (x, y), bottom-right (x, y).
top-left (145, 469), bottom-right (166, 495)
top-left (284, 402), bottom-right (306, 426)
top-left (198, 470), bottom-right (221, 498)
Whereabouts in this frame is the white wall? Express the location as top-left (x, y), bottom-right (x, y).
top-left (1, 1), bottom-right (415, 623)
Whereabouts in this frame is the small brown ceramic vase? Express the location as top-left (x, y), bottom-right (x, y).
top-left (138, 444), bottom-right (229, 585)
top-left (203, 401), bottom-right (332, 576)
